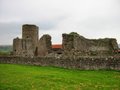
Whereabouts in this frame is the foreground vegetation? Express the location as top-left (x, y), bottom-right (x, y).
top-left (0, 64), bottom-right (120, 90)
top-left (0, 45), bottom-right (12, 56)
top-left (0, 45), bottom-right (12, 52)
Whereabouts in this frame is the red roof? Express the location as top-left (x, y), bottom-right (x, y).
top-left (52, 44), bottom-right (62, 49)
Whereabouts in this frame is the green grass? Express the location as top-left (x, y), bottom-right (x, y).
top-left (0, 51), bottom-right (10, 56)
top-left (0, 45), bottom-right (12, 56)
top-left (0, 64), bottom-right (120, 90)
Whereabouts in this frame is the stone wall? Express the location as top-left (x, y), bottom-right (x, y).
top-left (13, 37), bottom-right (23, 56)
top-left (22, 24), bottom-right (39, 52)
top-left (62, 34), bottom-right (74, 51)
top-left (0, 56), bottom-right (120, 70)
top-left (38, 34), bottom-right (52, 56)
top-left (13, 24), bottom-right (39, 57)
top-left (13, 24), bottom-right (119, 57)
top-left (13, 37), bottom-right (34, 57)
top-left (62, 32), bottom-right (119, 56)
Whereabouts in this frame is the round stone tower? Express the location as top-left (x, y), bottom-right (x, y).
top-left (22, 24), bottom-right (39, 52)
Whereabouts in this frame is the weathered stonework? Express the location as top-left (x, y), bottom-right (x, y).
top-left (22, 24), bottom-right (39, 52)
top-left (13, 37), bottom-right (34, 57)
top-left (62, 34), bottom-right (74, 51)
top-left (38, 34), bottom-right (52, 56)
top-left (0, 56), bottom-right (120, 70)
top-left (13, 37), bottom-right (23, 56)
top-left (13, 24), bottom-right (119, 57)
top-left (13, 24), bottom-right (53, 57)
top-left (13, 24), bottom-right (39, 57)
top-left (8, 24), bottom-right (120, 70)
top-left (62, 32), bottom-right (119, 56)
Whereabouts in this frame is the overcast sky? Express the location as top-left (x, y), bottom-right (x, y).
top-left (0, 0), bottom-right (120, 45)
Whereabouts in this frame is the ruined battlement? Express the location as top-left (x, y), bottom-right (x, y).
top-left (62, 32), bottom-right (119, 56)
top-left (13, 37), bottom-right (34, 57)
top-left (22, 24), bottom-right (39, 49)
top-left (22, 24), bottom-right (39, 31)
top-left (13, 24), bottom-right (119, 57)
top-left (38, 34), bottom-right (52, 56)
top-left (22, 24), bottom-right (39, 38)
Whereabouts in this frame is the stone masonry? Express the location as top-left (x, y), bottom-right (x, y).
top-left (13, 37), bottom-right (33, 57)
top-left (13, 25), bottom-right (119, 57)
top-left (0, 56), bottom-right (120, 70)
top-left (62, 32), bottom-right (119, 56)
top-left (22, 24), bottom-right (39, 52)
top-left (38, 34), bottom-right (52, 56)
top-left (13, 24), bottom-right (51, 57)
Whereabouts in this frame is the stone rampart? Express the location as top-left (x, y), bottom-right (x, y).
top-left (0, 56), bottom-right (120, 70)
top-left (38, 34), bottom-right (52, 56)
top-left (62, 32), bottom-right (119, 56)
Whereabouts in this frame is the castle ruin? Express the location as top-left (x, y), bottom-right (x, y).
top-left (62, 32), bottom-right (119, 56)
top-left (13, 24), bottom-right (119, 57)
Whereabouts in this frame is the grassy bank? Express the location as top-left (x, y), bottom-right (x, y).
top-left (0, 64), bottom-right (120, 90)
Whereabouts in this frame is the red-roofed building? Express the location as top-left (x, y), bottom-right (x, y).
top-left (52, 44), bottom-right (62, 49)
top-left (52, 44), bottom-right (63, 54)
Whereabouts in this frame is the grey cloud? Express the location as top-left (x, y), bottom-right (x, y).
top-left (0, 15), bottom-right (66, 34)
top-left (35, 16), bottom-right (67, 30)
top-left (39, 21), bottom-right (57, 30)
top-left (78, 17), bottom-right (120, 31)
top-left (0, 22), bottom-right (21, 35)
top-left (0, 0), bottom-right (120, 44)
top-left (0, 15), bottom-right (67, 44)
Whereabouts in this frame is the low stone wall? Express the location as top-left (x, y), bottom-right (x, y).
top-left (0, 56), bottom-right (120, 70)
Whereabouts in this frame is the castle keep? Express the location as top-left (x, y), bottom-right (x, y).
top-left (13, 25), bottom-right (39, 57)
top-left (13, 24), bottom-right (119, 57)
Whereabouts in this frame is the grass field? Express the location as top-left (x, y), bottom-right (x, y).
top-left (0, 64), bottom-right (120, 90)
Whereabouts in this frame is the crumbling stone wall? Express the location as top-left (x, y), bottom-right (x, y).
top-left (38, 34), bottom-right (52, 56)
top-left (0, 56), bottom-right (120, 70)
top-left (62, 32), bottom-right (119, 56)
top-left (13, 37), bottom-right (23, 56)
top-left (88, 39), bottom-right (118, 52)
top-left (62, 34), bottom-right (74, 51)
top-left (13, 24), bottom-right (39, 57)
top-left (22, 24), bottom-right (39, 52)
top-left (13, 24), bottom-right (119, 57)
top-left (13, 37), bottom-right (34, 57)
top-left (13, 24), bottom-right (53, 57)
